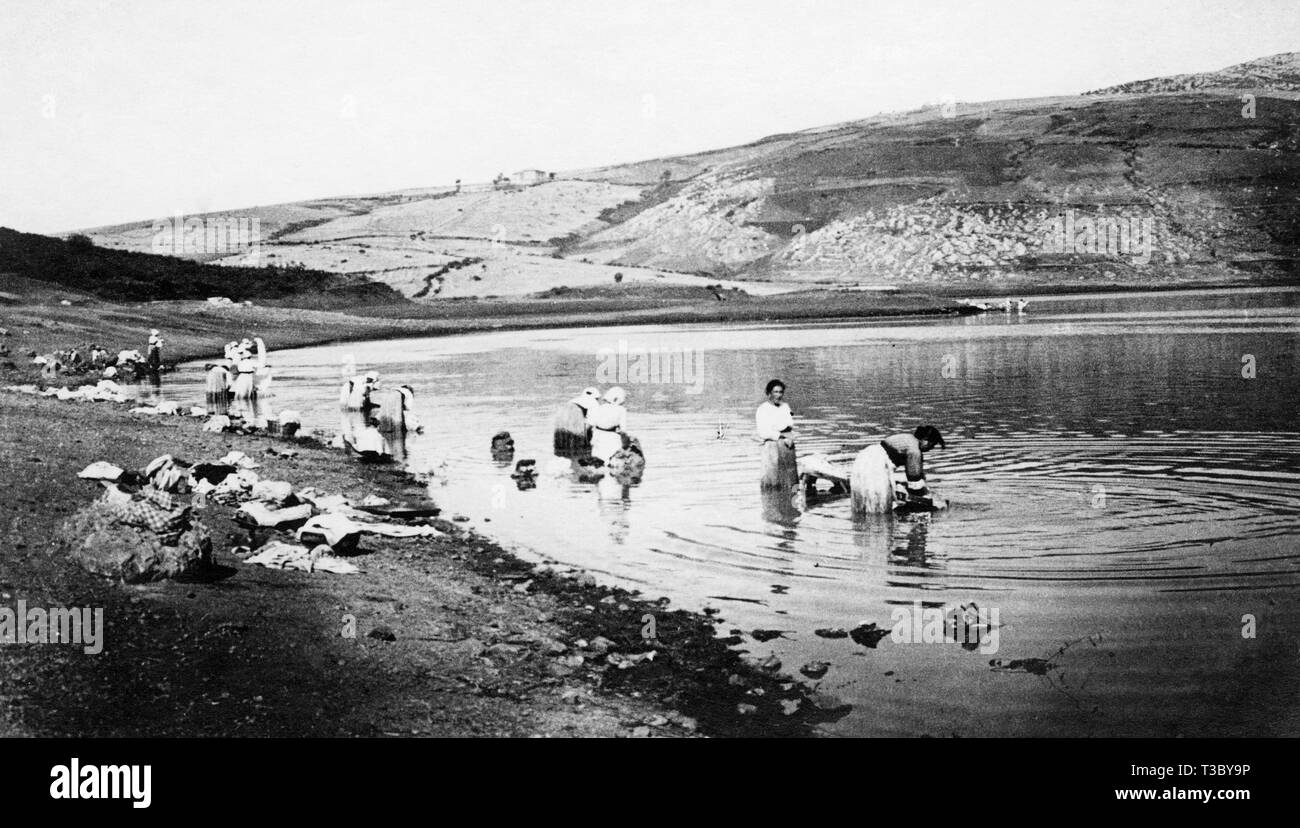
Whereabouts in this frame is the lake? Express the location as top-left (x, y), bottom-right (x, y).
top-left (160, 286), bottom-right (1300, 736)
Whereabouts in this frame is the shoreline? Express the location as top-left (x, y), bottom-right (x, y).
top-left (0, 390), bottom-right (848, 737)
top-left (147, 276), bottom-right (1300, 368)
top-left (3, 278), bottom-right (1295, 737)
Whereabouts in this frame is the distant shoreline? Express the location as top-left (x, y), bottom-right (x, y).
top-left (4, 276), bottom-right (1295, 384)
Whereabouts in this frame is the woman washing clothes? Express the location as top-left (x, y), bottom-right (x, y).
top-left (553, 387), bottom-right (600, 457)
top-left (588, 386), bottom-right (628, 463)
top-left (851, 425), bottom-right (947, 515)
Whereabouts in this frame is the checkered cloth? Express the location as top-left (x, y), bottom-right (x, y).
top-left (113, 487), bottom-right (190, 543)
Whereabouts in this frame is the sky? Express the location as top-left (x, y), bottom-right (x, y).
top-left (1, 0), bottom-right (1296, 233)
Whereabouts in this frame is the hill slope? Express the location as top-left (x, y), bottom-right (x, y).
top-left (80, 53), bottom-right (1300, 298)
top-left (0, 227), bottom-right (404, 308)
top-left (1087, 51), bottom-right (1300, 95)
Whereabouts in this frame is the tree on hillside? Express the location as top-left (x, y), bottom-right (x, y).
top-left (67, 233), bottom-right (95, 253)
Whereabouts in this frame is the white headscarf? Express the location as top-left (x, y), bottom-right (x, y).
top-left (570, 387), bottom-right (601, 409)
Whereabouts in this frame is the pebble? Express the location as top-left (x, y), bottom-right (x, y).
top-left (849, 622), bottom-right (889, 648)
top-left (800, 661), bottom-right (831, 679)
top-left (809, 691), bottom-right (850, 713)
top-left (737, 703), bottom-right (758, 715)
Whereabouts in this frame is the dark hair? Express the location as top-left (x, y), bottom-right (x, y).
top-left (765, 379), bottom-right (785, 395)
top-left (914, 425), bottom-right (945, 448)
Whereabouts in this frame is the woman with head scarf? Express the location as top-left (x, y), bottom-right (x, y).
top-left (553, 386), bottom-right (601, 457)
top-left (230, 348), bottom-right (258, 398)
top-left (205, 359), bottom-right (232, 401)
top-left (146, 329), bottom-right (164, 372)
top-left (587, 386), bottom-right (627, 462)
top-left (341, 370), bottom-right (379, 410)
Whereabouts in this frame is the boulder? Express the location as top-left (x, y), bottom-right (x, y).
top-left (58, 498), bottom-right (212, 583)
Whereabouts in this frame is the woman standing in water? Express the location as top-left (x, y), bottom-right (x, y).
top-left (850, 425), bottom-right (946, 514)
top-left (756, 379), bottom-right (798, 491)
top-left (588, 386), bottom-right (628, 462)
top-left (553, 387), bottom-right (600, 457)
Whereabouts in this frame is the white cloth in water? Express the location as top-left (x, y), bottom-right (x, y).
top-left (349, 427), bottom-right (386, 455)
top-left (544, 457), bottom-right (575, 476)
top-left (850, 443), bottom-right (896, 515)
top-left (798, 453), bottom-right (849, 484)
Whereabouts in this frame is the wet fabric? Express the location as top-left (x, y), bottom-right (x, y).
top-left (759, 438), bottom-right (799, 491)
top-left (850, 443), bottom-right (896, 514)
top-left (552, 401), bottom-right (591, 457)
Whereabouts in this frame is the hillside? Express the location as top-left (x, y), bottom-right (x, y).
top-left (1087, 51), bottom-right (1300, 95)
top-left (79, 53), bottom-right (1300, 299)
top-left (0, 227), bottom-right (404, 308)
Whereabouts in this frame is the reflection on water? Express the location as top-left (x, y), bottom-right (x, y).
top-left (160, 287), bottom-right (1300, 736)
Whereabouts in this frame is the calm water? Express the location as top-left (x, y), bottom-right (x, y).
top-left (159, 287), bottom-right (1300, 736)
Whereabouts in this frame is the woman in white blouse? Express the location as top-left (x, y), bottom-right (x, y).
top-left (588, 386), bottom-right (628, 462)
top-left (755, 379), bottom-right (798, 491)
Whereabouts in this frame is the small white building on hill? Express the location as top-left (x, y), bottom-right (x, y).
top-left (511, 169), bottom-right (555, 186)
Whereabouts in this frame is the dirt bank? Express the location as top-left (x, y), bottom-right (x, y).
top-left (0, 392), bottom-right (850, 737)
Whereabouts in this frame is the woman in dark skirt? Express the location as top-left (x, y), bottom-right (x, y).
top-left (553, 387), bottom-right (600, 457)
